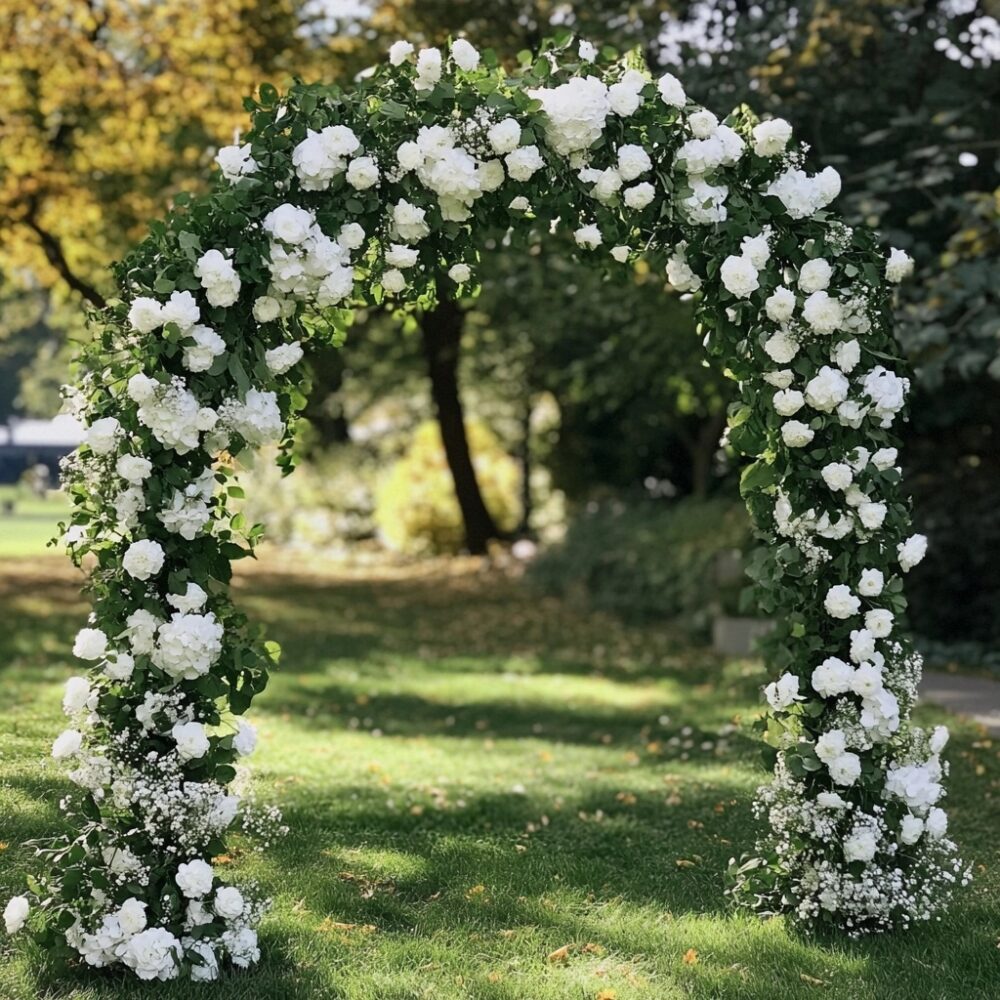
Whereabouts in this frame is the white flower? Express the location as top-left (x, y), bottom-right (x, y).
top-left (687, 109), bottom-right (718, 138)
top-left (121, 927), bottom-right (181, 981)
top-left (858, 501), bottom-right (887, 531)
top-left (865, 609), bottom-right (894, 638)
top-left (214, 886), bottom-right (245, 920)
top-left (832, 339), bottom-right (861, 373)
top-left (751, 117), bottom-right (792, 156)
top-left (885, 247), bottom-right (914, 283)
top-left (116, 454), bottom-right (152, 484)
top-left (187, 939), bottom-right (220, 982)
top-left (388, 40), bottom-right (414, 65)
top-left (167, 582), bottom-right (208, 614)
top-left (817, 791), bottom-right (847, 810)
top-left (528, 76), bottom-right (611, 155)
top-left (104, 652), bottom-right (135, 682)
top-left (117, 898), bottom-right (148, 936)
top-left (828, 752), bottom-right (862, 786)
top-left (264, 341), bottom-right (304, 375)
top-left (925, 807), bottom-right (948, 840)
top-left (219, 388), bottom-right (283, 446)
top-left (824, 584), bottom-right (860, 619)
top-left (128, 297), bottom-right (164, 334)
top-left (821, 462), bottom-right (852, 491)
top-left (63, 676), bottom-right (92, 715)
top-left (4, 896), bottom-right (29, 934)
top-left (844, 828), bottom-right (878, 862)
top-left (815, 729), bottom-right (848, 764)
top-left (766, 166), bottom-right (840, 219)
top-left (488, 118), bottom-right (521, 155)
top-left (617, 144), bottom-right (651, 181)
top-left (73, 627), bottom-right (108, 660)
top-left (127, 373), bottom-right (158, 403)
top-left (153, 612), bottom-right (224, 679)
top-left (448, 263), bottom-right (471, 283)
top-left (216, 144), bottom-right (257, 183)
top-left (900, 814), bottom-right (924, 845)
top-left (382, 268), bottom-right (406, 293)
top-left (608, 79), bottom-right (643, 116)
top-left (574, 224), bottom-right (602, 249)
top-left (392, 199), bottom-right (430, 242)
top-left (338, 223), bottom-right (366, 250)
top-left (850, 628), bottom-right (876, 665)
top-left (657, 72), bottom-right (686, 107)
top-left (720, 254), bottom-right (759, 298)
top-left (176, 859), bottom-right (214, 899)
top-left (414, 47), bottom-right (442, 91)
top-left (450, 38), bottom-right (480, 71)
top-left (623, 182), bottom-right (655, 210)
top-left (852, 660), bottom-right (885, 699)
top-left (85, 417), bottom-right (122, 456)
top-left (161, 291), bottom-right (201, 333)
top-left (781, 420), bottom-right (814, 448)
top-left (610, 246), bottom-right (630, 263)
top-left (578, 40), bottom-right (598, 62)
top-left (812, 657), bottom-right (854, 698)
top-left (346, 156), bottom-right (379, 190)
top-left (127, 609), bottom-right (162, 656)
top-left (871, 447), bottom-right (897, 470)
top-left (263, 204), bottom-right (314, 244)
top-left (773, 389), bottom-right (804, 417)
top-left (233, 720), bottom-right (258, 756)
top-left (182, 325), bottom-right (226, 373)
top-left (764, 672), bottom-right (802, 711)
top-left (801, 290), bottom-right (844, 334)
top-left (764, 331), bottom-right (799, 364)
top-left (740, 232), bottom-right (771, 268)
top-left (385, 244), bottom-right (419, 270)
top-left (222, 926), bottom-right (259, 968)
top-left (929, 725), bottom-right (950, 756)
top-left (122, 539), bottom-right (165, 581)
top-left (798, 258), bottom-right (832, 293)
top-left (804, 366), bottom-right (850, 412)
top-left (193, 250), bottom-right (241, 308)
top-left (764, 286), bottom-right (796, 323)
top-left (52, 729), bottom-right (83, 759)
top-left (172, 721), bottom-right (210, 761)
top-left (857, 568), bottom-right (884, 597)
top-left (862, 366), bottom-right (909, 426)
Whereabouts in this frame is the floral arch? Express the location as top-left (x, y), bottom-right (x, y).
top-left (3, 35), bottom-right (970, 982)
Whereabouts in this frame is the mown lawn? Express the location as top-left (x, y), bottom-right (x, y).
top-left (0, 486), bottom-right (69, 559)
top-left (0, 554), bottom-right (998, 999)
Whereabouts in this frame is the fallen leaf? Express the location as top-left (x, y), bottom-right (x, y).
top-left (317, 919), bottom-right (377, 934)
top-left (799, 973), bottom-right (827, 986)
top-left (682, 948), bottom-right (699, 966)
top-left (582, 942), bottom-right (605, 955)
top-left (596, 990), bottom-right (618, 1000)
top-left (548, 944), bottom-right (572, 963)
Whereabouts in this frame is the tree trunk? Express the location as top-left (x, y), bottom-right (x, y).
top-left (419, 293), bottom-right (500, 555)
top-left (690, 412), bottom-right (727, 499)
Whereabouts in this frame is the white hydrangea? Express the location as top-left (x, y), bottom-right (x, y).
top-left (153, 613), bottom-right (224, 680)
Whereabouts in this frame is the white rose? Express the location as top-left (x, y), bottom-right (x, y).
top-left (52, 729), bottom-right (83, 759)
top-left (871, 447), bottom-right (898, 471)
top-left (623, 182), bottom-right (655, 209)
top-left (104, 652), bottom-right (135, 682)
top-left (4, 896), bottom-right (29, 934)
top-left (897, 534), bottom-right (927, 571)
top-left (837, 399), bottom-right (868, 428)
top-left (763, 370), bottom-right (793, 389)
top-left (764, 331), bottom-right (799, 364)
top-left (161, 291), bottom-right (201, 334)
top-left (608, 80), bottom-right (642, 117)
top-left (857, 501), bottom-right (887, 531)
top-left (764, 672), bottom-right (801, 711)
top-left (824, 584), bottom-right (860, 619)
top-left (764, 286), bottom-right (796, 323)
top-left (804, 366), bottom-right (850, 412)
top-left (751, 117), bottom-right (792, 156)
top-left (392, 199), bottom-right (429, 242)
top-left (885, 247), bottom-right (914, 283)
top-left (128, 297), bottom-right (164, 334)
top-left (85, 417), bottom-right (122, 456)
top-left (216, 144), bottom-right (257, 183)
top-left (63, 676), bottom-right (92, 715)
top-left (821, 462), bottom-right (852, 491)
top-left (176, 859), bottom-right (214, 898)
top-left (187, 939), bottom-right (220, 982)
top-left (574, 224), bottom-right (602, 249)
top-left (899, 814), bottom-right (924, 845)
top-left (781, 420), bottom-right (814, 448)
top-left (264, 342), bottom-right (304, 376)
top-left (385, 244), bottom-right (419, 269)
top-left (338, 223), bottom-right (366, 250)
top-left (687, 109), bottom-right (718, 138)
top-left (488, 118), bottom-right (521, 155)
top-left (73, 627), bottom-right (108, 660)
top-left (817, 791), bottom-right (847, 810)
top-left (127, 373), bottom-right (158, 403)
top-left (617, 144), bottom-right (651, 181)
top-left (448, 263), bottom-right (471, 283)
top-left (388, 40), bottom-right (414, 66)
top-left (450, 38), bottom-right (480, 72)
top-left (802, 290), bottom-right (844, 334)
top-left (925, 807), bottom-right (948, 840)
top-left (414, 47), bottom-right (442, 91)
top-left (720, 254), bottom-right (759, 298)
top-left (657, 72), bottom-right (686, 108)
top-left (172, 721), bottom-right (210, 761)
top-left (578, 40), bottom-right (598, 62)
top-left (815, 729), bottom-right (847, 764)
top-left (610, 246), bottom-right (630, 263)
top-left (396, 140), bottom-right (422, 172)
top-left (828, 752), bottom-right (862, 786)
top-left (773, 389), bottom-right (804, 417)
top-left (117, 898), bottom-right (148, 936)
top-left (832, 339), bottom-right (861, 373)
top-left (346, 156), bottom-right (379, 190)
top-left (214, 886), bottom-right (245, 920)
top-left (857, 568), bottom-right (884, 597)
top-left (849, 628), bottom-right (876, 665)
top-left (121, 927), bottom-right (181, 981)
top-left (116, 454), bottom-right (152, 484)
top-left (798, 258), bottom-right (832, 293)
top-left (182, 325), bottom-right (226, 373)
top-left (263, 204), bottom-right (314, 245)
top-left (740, 233), bottom-right (770, 268)
top-left (122, 539), bottom-right (165, 580)
top-left (233, 720), bottom-right (257, 756)
top-left (382, 268), bottom-right (406, 293)
top-left (865, 609), bottom-right (894, 638)
top-left (812, 658), bottom-right (854, 698)
top-left (844, 828), bottom-right (878, 862)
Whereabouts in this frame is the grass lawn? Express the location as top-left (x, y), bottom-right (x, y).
top-left (0, 485), bottom-right (69, 558)
top-left (0, 553), bottom-right (998, 999)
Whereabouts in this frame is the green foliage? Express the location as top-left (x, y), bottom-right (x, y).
top-left (530, 497), bottom-right (750, 630)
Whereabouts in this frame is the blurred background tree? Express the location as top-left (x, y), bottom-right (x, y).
top-left (1, 0), bottom-right (997, 641)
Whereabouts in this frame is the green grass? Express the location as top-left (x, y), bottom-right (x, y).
top-left (0, 486), bottom-right (68, 558)
top-left (0, 554), bottom-right (998, 999)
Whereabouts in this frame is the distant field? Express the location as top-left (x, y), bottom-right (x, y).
top-left (0, 485), bottom-right (68, 559)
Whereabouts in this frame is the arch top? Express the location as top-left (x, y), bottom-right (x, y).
top-left (4, 33), bottom-right (967, 983)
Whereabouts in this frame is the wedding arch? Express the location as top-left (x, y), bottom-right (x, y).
top-left (3, 35), bottom-right (969, 981)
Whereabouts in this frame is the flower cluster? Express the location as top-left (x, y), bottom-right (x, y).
top-left (4, 34), bottom-right (962, 975)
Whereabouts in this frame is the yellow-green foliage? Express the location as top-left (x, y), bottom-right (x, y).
top-left (375, 419), bottom-right (520, 554)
